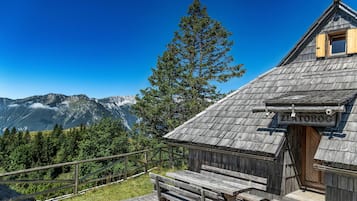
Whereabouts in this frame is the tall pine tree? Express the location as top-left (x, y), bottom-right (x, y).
top-left (133, 44), bottom-right (183, 138)
top-left (174, 0), bottom-right (245, 116)
top-left (134, 0), bottom-right (245, 138)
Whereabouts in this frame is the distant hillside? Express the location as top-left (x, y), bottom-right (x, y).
top-left (0, 93), bottom-right (137, 133)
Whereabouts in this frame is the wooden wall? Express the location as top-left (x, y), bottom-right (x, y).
top-left (282, 125), bottom-right (304, 195)
top-left (188, 148), bottom-right (284, 195)
top-left (325, 172), bottom-right (357, 201)
top-left (282, 149), bottom-right (300, 195)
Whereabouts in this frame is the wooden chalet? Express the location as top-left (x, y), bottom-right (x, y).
top-left (164, 0), bottom-right (357, 200)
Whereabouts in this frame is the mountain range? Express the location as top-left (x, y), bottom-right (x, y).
top-left (0, 93), bottom-right (137, 133)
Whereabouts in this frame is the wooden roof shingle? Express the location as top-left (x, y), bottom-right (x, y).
top-left (164, 57), bottom-right (357, 165)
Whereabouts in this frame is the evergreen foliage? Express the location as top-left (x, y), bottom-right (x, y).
top-left (0, 118), bottom-right (150, 199)
top-left (133, 0), bottom-right (245, 138)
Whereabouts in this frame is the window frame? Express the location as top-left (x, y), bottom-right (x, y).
top-left (328, 31), bottom-right (347, 56)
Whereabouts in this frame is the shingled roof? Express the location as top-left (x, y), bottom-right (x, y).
top-left (164, 1), bottom-right (357, 166)
top-left (164, 57), bottom-right (357, 165)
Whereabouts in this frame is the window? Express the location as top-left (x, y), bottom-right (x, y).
top-left (316, 28), bottom-right (357, 58)
top-left (329, 33), bottom-right (346, 55)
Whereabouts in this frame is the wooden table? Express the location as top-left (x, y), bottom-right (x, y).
top-left (166, 170), bottom-right (253, 200)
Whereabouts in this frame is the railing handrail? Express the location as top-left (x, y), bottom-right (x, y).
top-left (0, 149), bottom-right (152, 177)
top-left (0, 145), bottom-right (185, 201)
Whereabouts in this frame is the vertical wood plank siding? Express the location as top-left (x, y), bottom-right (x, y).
top-left (282, 149), bottom-right (300, 195)
top-left (325, 172), bottom-right (357, 201)
top-left (188, 148), bottom-right (284, 195)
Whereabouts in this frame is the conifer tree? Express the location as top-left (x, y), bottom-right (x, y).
top-left (16, 131), bottom-right (24, 146)
top-left (1, 128), bottom-right (11, 163)
top-left (32, 131), bottom-right (45, 165)
top-left (134, 0), bottom-right (244, 138)
top-left (173, 0), bottom-right (245, 115)
top-left (133, 44), bottom-right (184, 138)
top-left (10, 127), bottom-right (17, 135)
top-left (3, 128), bottom-right (10, 137)
top-left (0, 135), bottom-right (4, 165)
top-left (24, 130), bottom-right (31, 143)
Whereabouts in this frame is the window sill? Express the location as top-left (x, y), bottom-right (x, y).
top-left (318, 54), bottom-right (350, 60)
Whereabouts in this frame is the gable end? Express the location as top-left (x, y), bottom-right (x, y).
top-left (279, 2), bottom-right (357, 66)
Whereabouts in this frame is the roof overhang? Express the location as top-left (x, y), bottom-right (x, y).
top-left (252, 105), bottom-right (345, 114)
top-left (252, 89), bottom-right (357, 114)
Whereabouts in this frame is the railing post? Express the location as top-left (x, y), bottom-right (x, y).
top-left (155, 176), bottom-right (161, 199)
top-left (74, 163), bottom-right (79, 194)
top-left (144, 151), bottom-right (148, 173)
top-left (124, 156), bottom-right (128, 180)
top-left (200, 187), bottom-right (206, 201)
top-left (169, 145), bottom-right (174, 169)
top-left (159, 147), bottom-right (162, 166)
top-left (181, 147), bottom-right (185, 167)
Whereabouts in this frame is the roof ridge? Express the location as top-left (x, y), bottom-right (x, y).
top-left (339, 1), bottom-right (357, 18)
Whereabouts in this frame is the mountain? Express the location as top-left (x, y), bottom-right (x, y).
top-left (0, 93), bottom-right (137, 133)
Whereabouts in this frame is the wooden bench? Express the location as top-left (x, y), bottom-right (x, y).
top-left (149, 172), bottom-right (225, 201)
top-left (150, 165), bottom-right (268, 201)
top-left (200, 165), bottom-right (269, 201)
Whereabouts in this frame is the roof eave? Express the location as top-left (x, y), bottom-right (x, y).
top-left (164, 140), bottom-right (277, 161)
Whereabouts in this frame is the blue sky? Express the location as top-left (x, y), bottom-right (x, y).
top-left (1, 0), bottom-right (356, 99)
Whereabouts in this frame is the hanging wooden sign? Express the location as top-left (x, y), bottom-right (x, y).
top-left (278, 113), bottom-right (337, 127)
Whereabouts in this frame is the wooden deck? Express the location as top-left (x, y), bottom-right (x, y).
top-left (283, 190), bottom-right (325, 201)
top-left (123, 190), bottom-right (326, 201)
top-left (122, 193), bottom-right (157, 201)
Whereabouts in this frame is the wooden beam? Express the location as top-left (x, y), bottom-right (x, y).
top-left (166, 142), bottom-right (275, 161)
top-left (314, 164), bottom-right (357, 177)
top-left (0, 179), bottom-right (73, 184)
top-left (252, 105), bottom-right (345, 113)
top-left (201, 165), bottom-right (267, 184)
top-left (167, 171), bottom-right (250, 196)
top-left (149, 173), bottom-right (223, 200)
top-left (155, 176), bottom-right (161, 200)
top-left (200, 170), bottom-right (266, 191)
top-left (159, 191), bottom-right (195, 201)
top-left (0, 149), bottom-right (152, 177)
top-left (74, 164), bottom-right (79, 194)
top-left (124, 156), bottom-right (128, 180)
top-left (159, 182), bottom-right (201, 200)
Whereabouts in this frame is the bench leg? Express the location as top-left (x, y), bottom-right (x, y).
top-left (155, 176), bottom-right (162, 200)
top-left (200, 187), bottom-right (205, 201)
top-left (223, 194), bottom-right (236, 201)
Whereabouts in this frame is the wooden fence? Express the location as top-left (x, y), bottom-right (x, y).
top-left (0, 145), bottom-right (186, 201)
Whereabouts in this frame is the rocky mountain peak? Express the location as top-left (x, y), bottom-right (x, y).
top-left (0, 94), bottom-right (137, 133)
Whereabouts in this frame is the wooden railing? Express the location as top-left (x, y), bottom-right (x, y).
top-left (0, 145), bottom-right (186, 201)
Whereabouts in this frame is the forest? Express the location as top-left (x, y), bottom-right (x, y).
top-left (0, 118), bottom-right (154, 197)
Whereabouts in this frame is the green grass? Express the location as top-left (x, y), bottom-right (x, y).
top-left (66, 167), bottom-right (177, 201)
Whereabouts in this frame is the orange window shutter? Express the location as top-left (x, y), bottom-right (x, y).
top-left (316, 33), bottom-right (326, 58)
top-left (347, 28), bottom-right (357, 54)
